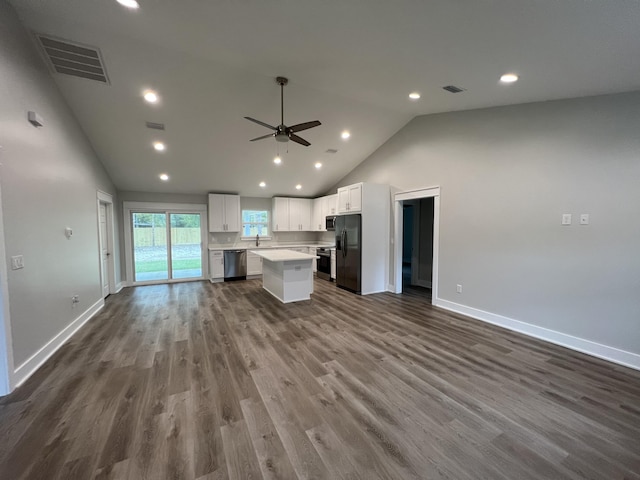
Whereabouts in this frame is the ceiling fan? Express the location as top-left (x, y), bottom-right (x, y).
top-left (245, 76), bottom-right (321, 147)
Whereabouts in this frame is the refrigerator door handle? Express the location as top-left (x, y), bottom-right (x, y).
top-left (342, 229), bottom-right (348, 257)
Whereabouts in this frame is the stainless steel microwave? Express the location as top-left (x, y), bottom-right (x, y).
top-left (326, 215), bottom-right (337, 231)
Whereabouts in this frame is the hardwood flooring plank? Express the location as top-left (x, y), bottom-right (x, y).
top-left (221, 419), bottom-right (264, 480)
top-left (0, 279), bottom-right (638, 480)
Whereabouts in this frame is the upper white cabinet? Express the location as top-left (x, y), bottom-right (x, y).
top-left (272, 197), bottom-right (290, 232)
top-left (208, 194), bottom-right (241, 232)
top-left (312, 194), bottom-right (339, 231)
top-left (326, 194), bottom-right (338, 215)
top-left (290, 198), bottom-right (312, 231)
top-left (272, 197), bottom-right (312, 231)
top-left (337, 183), bottom-right (362, 213)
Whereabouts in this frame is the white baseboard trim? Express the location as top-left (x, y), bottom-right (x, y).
top-left (434, 298), bottom-right (640, 371)
top-left (13, 298), bottom-right (105, 388)
top-left (114, 282), bottom-right (125, 293)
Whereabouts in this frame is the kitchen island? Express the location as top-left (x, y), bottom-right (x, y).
top-left (250, 249), bottom-right (318, 303)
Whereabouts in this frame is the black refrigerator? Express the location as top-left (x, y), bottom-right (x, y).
top-left (335, 214), bottom-right (362, 294)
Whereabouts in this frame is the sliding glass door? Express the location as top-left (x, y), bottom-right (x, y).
top-left (131, 211), bottom-right (203, 282)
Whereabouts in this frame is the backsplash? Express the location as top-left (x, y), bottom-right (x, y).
top-left (208, 231), bottom-right (331, 248)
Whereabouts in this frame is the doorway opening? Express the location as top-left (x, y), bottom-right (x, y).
top-left (394, 187), bottom-right (440, 301)
top-left (123, 202), bottom-right (208, 286)
top-left (401, 198), bottom-right (434, 299)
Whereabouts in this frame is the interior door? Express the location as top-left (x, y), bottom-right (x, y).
top-left (99, 203), bottom-right (110, 298)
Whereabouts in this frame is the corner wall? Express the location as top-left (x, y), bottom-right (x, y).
top-left (335, 92), bottom-right (640, 364)
top-left (0, 1), bottom-right (118, 388)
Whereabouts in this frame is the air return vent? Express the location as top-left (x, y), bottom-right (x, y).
top-left (36, 35), bottom-right (109, 84)
top-left (325, 149), bottom-right (338, 154)
top-left (145, 121), bottom-right (166, 131)
top-left (442, 85), bottom-right (466, 93)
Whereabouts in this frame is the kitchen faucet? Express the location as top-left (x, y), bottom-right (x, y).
top-left (256, 234), bottom-right (260, 246)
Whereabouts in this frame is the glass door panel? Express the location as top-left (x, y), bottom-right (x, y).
top-left (170, 213), bottom-right (202, 279)
top-left (132, 212), bottom-right (168, 281)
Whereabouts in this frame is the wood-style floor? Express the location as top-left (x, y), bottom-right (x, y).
top-left (1, 279), bottom-right (639, 479)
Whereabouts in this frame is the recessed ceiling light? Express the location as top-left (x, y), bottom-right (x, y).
top-left (274, 156), bottom-right (282, 165)
top-left (315, 162), bottom-right (322, 169)
top-left (295, 184), bottom-right (302, 190)
top-left (143, 90), bottom-right (158, 103)
top-left (500, 73), bottom-right (519, 83)
top-left (153, 141), bottom-right (165, 151)
top-left (259, 181), bottom-right (266, 187)
top-left (341, 131), bottom-right (351, 140)
top-left (409, 92), bottom-right (421, 100)
top-left (159, 173), bottom-right (169, 181)
top-left (116, 0), bottom-right (139, 9)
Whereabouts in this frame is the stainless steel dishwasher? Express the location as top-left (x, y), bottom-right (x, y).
top-left (223, 250), bottom-right (247, 280)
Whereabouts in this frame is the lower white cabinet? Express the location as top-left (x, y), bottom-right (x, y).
top-left (307, 247), bottom-right (317, 272)
top-left (330, 249), bottom-right (336, 280)
top-left (247, 250), bottom-right (263, 276)
top-left (209, 250), bottom-right (224, 282)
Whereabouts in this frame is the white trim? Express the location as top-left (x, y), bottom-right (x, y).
top-left (393, 186), bottom-right (440, 299)
top-left (13, 298), bottom-right (104, 388)
top-left (123, 201), bottom-right (208, 286)
top-left (0, 164), bottom-right (15, 396)
top-left (434, 298), bottom-right (640, 371)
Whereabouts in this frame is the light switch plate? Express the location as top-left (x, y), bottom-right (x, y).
top-left (562, 214), bottom-right (572, 226)
top-left (580, 214), bottom-right (590, 225)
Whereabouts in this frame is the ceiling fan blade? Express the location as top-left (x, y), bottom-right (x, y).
top-left (250, 133), bottom-right (275, 142)
top-left (244, 116), bottom-right (277, 130)
top-left (289, 120), bottom-right (321, 133)
top-left (289, 134), bottom-right (311, 147)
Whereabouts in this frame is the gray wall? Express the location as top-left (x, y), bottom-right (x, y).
top-left (0, 2), bottom-right (118, 367)
top-left (336, 92), bottom-right (640, 355)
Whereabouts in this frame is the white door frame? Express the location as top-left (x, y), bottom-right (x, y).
top-left (123, 201), bottom-right (208, 286)
top-left (0, 163), bottom-right (16, 395)
top-left (97, 191), bottom-right (116, 297)
top-left (393, 186), bottom-right (440, 299)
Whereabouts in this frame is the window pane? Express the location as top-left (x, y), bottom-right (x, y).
top-left (132, 212), bottom-right (168, 281)
top-left (241, 210), bottom-right (269, 237)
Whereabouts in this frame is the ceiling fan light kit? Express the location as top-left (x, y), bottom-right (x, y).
top-left (245, 76), bottom-right (321, 147)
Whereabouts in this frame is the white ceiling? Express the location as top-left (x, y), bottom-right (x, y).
top-left (9, 0), bottom-right (640, 197)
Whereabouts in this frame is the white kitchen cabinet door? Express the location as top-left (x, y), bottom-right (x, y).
top-left (247, 251), bottom-right (263, 275)
top-left (337, 184), bottom-right (362, 213)
top-left (308, 247), bottom-right (317, 272)
top-left (337, 187), bottom-right (350, 213)
top-left (224, 195), bottom-right (241, 232)
top-left (290, 198), bottom-right (312, 231)
top-left (208, 194), bottom-right (241, 232)
top-left (312, 197), bottom-right (325, 231)
top-left (326, 194), bottom-right (338, 215)
top-left (209, 250), bottom-right (224, 280)
top-left (272, 197), bottom-right (290, 232)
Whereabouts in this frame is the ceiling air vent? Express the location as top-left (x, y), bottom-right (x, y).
top-left (442, 85), bottom-right (466, 93)
top-left (36, 34), bottom-right (109, 84)
top-left (325, 149), bottom-right (338, 154)
top-left (145, 121), bottom-right (166, 131)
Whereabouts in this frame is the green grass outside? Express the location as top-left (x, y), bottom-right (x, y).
top-left (134, 258), bottom-right (201, 273)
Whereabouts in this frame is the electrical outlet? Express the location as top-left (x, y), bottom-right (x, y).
top-left (456, 284), bottom-right (462, 294)
top-left (71, 295), bottom-right (80, 306)
top-left (561, 213), bottom-right (572, 226)
top-left (11, 255), bottom-right (24, 270)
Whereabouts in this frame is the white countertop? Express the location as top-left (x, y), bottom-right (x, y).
top-left (208, 243), bottom-right (334, 251)
top-left (250, 249), bottom-right (319, 262)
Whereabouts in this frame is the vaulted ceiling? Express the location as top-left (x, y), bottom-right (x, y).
top-left (9, 0), bottom-right (640, 197)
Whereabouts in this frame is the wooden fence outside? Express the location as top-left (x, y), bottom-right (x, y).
top-left (133, 227), bottom-right (201, 247)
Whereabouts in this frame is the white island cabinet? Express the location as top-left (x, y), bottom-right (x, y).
top-left (250, 249), bottom-right (318, 303)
